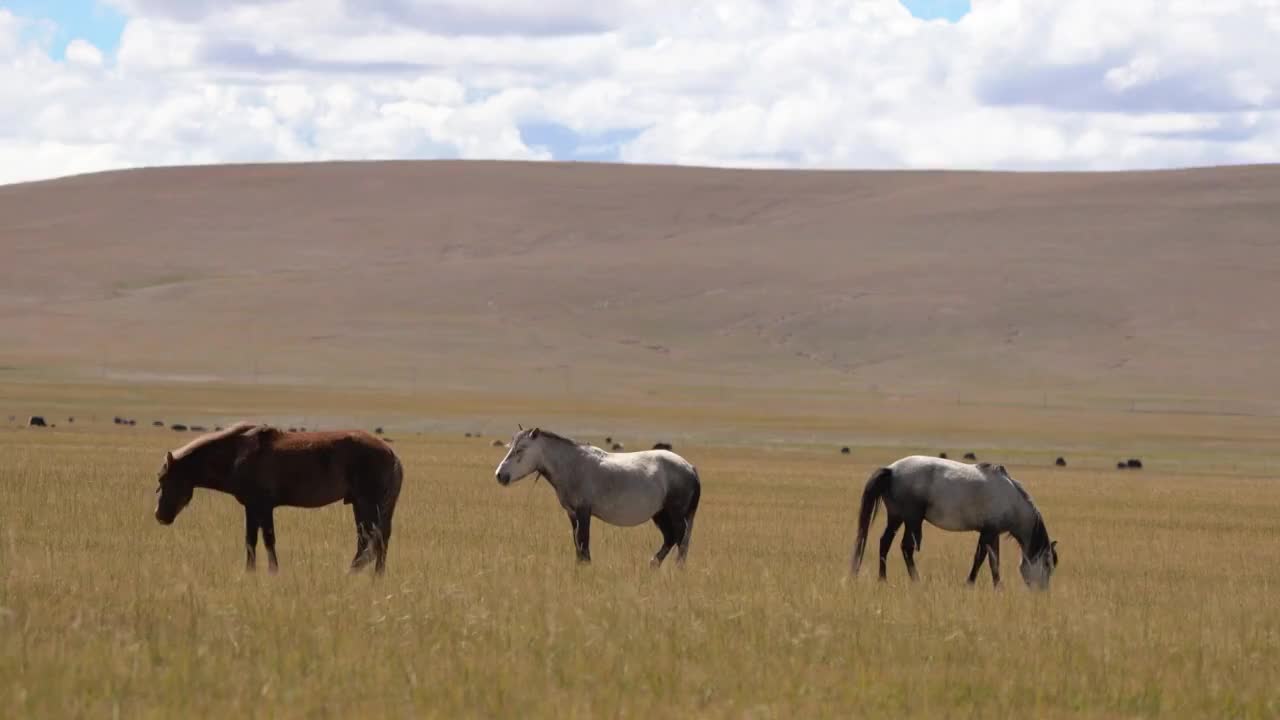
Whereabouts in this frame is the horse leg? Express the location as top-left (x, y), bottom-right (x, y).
top-left (569, 508), bottom-right (592, 563)
top-left (370, 505), bottom-right (388, 576)
top-left (261, 508), bottom-right (279, 574)
top-left (901, 518), bottom-right (923, 582)
top-left (244, 507), bottom-right (260, 572)
top-left (878, 515), bottom-right (903, 581)
top-left (349, 503), bottom-right (374, 573)
top-left (374, 507), bottom-right (392, 575)
top-left (986, 535), bottom-right (1002, 587)
top-left (966, 535), bottom-right (991, 585)
top-left (650, 511), bottom-right (679, 568)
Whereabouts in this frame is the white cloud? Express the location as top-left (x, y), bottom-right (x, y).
top-left (64, 39), bottom-right (105, 67)
top-left (2, 0), bottom-right (1280, 185)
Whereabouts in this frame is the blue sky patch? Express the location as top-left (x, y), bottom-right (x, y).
top-left (900, 0), bottom-right (971, 22)
top-left (5, 0), bottom-right (126, 59)
top-left (519, 122), bottom-right (646, 162)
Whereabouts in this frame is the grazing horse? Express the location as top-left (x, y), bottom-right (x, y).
top-left (153, 422), bottom-right (403, 574)
top-left (850, 455), bottom-right (1058, 589)
top-left (493, 426), bottom-right (701, 567)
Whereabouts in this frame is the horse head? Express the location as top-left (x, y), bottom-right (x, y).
top-left (154, 450), bottom-right (193, 525)
top-left (494, 426), bottom-right (543, 486)
top-left (154, 423), bottom-right (274, 524)
top-left (1019, 526), bottom-right (1059, 590)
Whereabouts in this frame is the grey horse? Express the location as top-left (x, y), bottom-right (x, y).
top-left (494, 427), bottom-right (701, 567)
top-left (850, 455), bottom-right (1058, 589)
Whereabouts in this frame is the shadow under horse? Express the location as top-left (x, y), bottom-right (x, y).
top-left (153, 422), bottom-right (404, 574)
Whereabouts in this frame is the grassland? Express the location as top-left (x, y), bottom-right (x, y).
top-left (3, 381), bottom-right (1278, 719)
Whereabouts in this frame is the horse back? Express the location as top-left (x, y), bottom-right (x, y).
top-left (254, 429), bottom-right (400, 508)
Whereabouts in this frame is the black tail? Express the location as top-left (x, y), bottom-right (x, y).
top-left (680, 466), bottom-right (701, 561)
top-left (851, 467), bottom-right (893, 575)
top-left (679, 467), bottom-right (700, 551)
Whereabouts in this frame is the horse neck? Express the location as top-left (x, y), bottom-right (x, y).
top-left (185, 443), bottom-right (238, 495)
top-left (1010, 502), bottom-right (1047, 559)
top-left (536, 439), bottom-right (589, 492)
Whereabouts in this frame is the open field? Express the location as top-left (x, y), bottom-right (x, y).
top-left (3, 381), bottom-right (1279, 718)
top-left (3, 161), bottom-right (1278, 716)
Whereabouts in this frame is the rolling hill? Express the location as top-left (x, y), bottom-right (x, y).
top-left (2, 160), bottom-right (1277, 414)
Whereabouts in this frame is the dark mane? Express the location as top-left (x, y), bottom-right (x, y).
top-left (171, 421), bottom-right (259, 459)
top-left (1007, 476), bottom-right (1051, 556)
top-left (534, 429), bottom-right (592, 448)
top-left (1027, 513), bottom-right (1051, 558)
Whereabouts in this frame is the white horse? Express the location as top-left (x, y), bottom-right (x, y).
top-left (850, 455), bottom-right (1059, 589)
top-left (494, 426), bottom-right (702, 567)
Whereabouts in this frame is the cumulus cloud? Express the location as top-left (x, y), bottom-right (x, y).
top-left (1, 0), bottom-right (1279, 185)
top-left (64, 39), bottom-right (105, 67)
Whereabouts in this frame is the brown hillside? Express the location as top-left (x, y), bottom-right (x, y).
top-left (1, 161), bottom-right (1277, 411)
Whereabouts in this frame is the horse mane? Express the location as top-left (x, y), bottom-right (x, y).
top-left (533, 429), bottom-right (593, 448)
top-left (171, 421), bottom-right (259, 459)
top-left (1007, 475), bottom-right (1051, 556)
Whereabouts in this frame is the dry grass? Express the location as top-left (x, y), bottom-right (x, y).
top-left (3, 384), bottom-right (1279, 718)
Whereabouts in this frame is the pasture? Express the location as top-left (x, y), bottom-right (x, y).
top-left (2, 381), bottom-right (1279, 718)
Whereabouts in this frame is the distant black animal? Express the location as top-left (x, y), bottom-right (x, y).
top-left (605, 436), bottom-right (613, 445)
top-left (28, 416), bottom-right (47, 427)
top-left (153, 420), bottom-right (164, 427)
top-left (288, 427), bottom-right (297, 433)
top-left (1126, 458), bottom-right (1143, 469)
top-left (1116, 461), bottom-right (1126, 469)
top-left (214, 426), bottom-right (223, 431)
top-left (653, 442), bottom-right (673, 451)
top-left (465, 432), bottom-right (473, 438)
top-left (491, 439), bottom-right (505, 447)
top-left (67, 417), bottom-right (75, 424)
top-left (841, 447), bottom-right (851, 455)
top-left (374, 427), bottom-right (384, 435)
top-left (963, 452), bottom-right (977, 461)
top-left (171, 424), bottom-right (189, 432)
top-left (938, 452), bottom-right (948, 459)
top-left (113, 417), bottom-right (124, 425)
top-left (127, 419), bottom-right (137, 426)
top-left (611, 442), bottom-right (625, 451)
top-left (190, 425), bottom-right (207, 432)
top-left (1055, 457), bottom-right (1067, 467)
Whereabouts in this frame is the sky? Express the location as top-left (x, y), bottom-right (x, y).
top-left (0, 0), bottom-right (1276, 185)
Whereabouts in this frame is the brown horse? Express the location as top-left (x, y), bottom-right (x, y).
top-left (153, 422), bottom-right (404, 574)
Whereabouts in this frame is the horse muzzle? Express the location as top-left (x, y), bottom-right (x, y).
top-left (495, 471), bottom-right (511, 486)
top-left (154, 506), bottom-right (176, 525)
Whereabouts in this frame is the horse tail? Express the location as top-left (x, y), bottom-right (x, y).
top-left (851, 466), bottom-right (894, 575)
top-left (678, 465), bottom-right (701, 553)
top-left (382, 455), bottom-right (403, 525)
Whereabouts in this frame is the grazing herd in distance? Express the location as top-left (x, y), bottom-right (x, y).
top-left (13, 413), bottom-right (1145, 472)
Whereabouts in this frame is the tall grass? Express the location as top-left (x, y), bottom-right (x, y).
top-left (2, 417), bottom-right (1278, 718)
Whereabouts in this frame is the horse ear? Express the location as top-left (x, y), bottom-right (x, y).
top-left (518, 423), bottom-right (524, 431)
top-left (996, 464), bottom-right (1007, 474)
top-left (531, 427), bottom-right (540, 439)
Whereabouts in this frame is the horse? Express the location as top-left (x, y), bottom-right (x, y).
top-left (152, 422), bottom-right (404, 575)
top-left (493, 426), bottom-right (701, 567)
top-left (850, 455), bottom-right (1058, 589)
